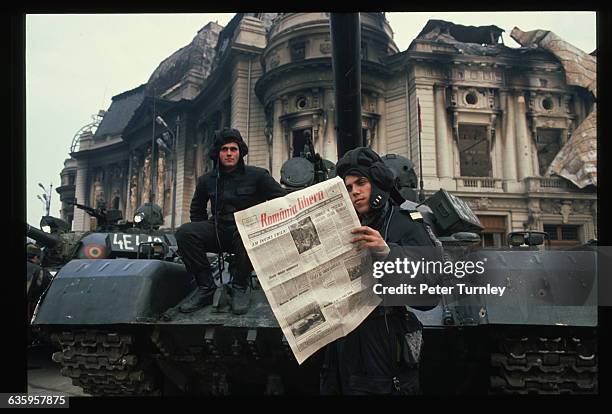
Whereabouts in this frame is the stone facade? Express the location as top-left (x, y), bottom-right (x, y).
top-left (57, 13), bottom-right (596, 246)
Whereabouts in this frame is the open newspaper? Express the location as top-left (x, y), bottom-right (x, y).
top-left (235, 176), bottom-right (381, 364)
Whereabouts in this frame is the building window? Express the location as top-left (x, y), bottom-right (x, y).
top-left (296, 96), bottom-right (308, 110)
top-left (290, 40), bottom-right (306, 62)
top-left (292, 128), bottom-right (312, 157)
top-left (543, 224), bottom-right (581, 248)
top-left (458, 124), bottom-right (491, 177)
top-left (465, 91), bottom-right (478, 105)
top-left (362, 128), bottom-right (369, 147)
top-left (478, 215), bottom-right (506, 247)
top-left (542, 97), bottom-right (554, 111)
top-left (536, 128), bottom-right (563, 176)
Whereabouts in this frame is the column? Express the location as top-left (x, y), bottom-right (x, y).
top-left (271, 99), bottom-right (284, 182)
top-left (515, 93), bottom-right (533, 180)
top-left (501, 91), bottom-right (518, 181)
top-left (377, 95), bottom-right (386, 155)
top-left (323, 89), bottom-right (337, 162)
top-left (434, 85), bottom-right (451, 178)
top-left (72, 158), bottom-right (89, 231)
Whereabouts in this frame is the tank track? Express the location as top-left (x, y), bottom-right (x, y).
top-left (490, 329), bottom-right (597, 394)
top-left (51, 330), bottom-right (161, 396)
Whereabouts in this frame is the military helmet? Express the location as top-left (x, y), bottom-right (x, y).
top-left (336, 147), bottom-right (395, 211)
top-left (210, 128), bottom-right (249, 160)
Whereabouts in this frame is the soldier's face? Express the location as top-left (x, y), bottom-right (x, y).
top-left (345, 175), bottom-right (372, 214)
top-left (219, 142), bottom-right (240, 169)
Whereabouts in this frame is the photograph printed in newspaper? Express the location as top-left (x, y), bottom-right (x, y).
top-left (234, 176), bottom-right (381, 364)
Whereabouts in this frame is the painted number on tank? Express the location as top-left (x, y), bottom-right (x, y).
top-left (111, 233), bottom-right (164, 251)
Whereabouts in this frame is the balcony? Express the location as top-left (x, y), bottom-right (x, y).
top-left (524, 176), bottom-right (578, 193)
top-left (455, 177), bottom-right (503, 192)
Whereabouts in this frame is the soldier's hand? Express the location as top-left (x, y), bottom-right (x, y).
top-left (351, 226), bottom-right (389, 258)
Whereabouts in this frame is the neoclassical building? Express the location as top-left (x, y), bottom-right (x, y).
top-left (57, 13), bottom-right (597, 248)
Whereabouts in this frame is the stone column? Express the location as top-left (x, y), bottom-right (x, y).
top-left (514, 93), bottom-right (533, 180)
top-left (501, 91), bottom-right (518, 181)
top-left (174, 115), bottom-right (190, 226)
top-left (323, 89), bottom-right (337, 162)
top-left (73, 158), bottom-right (89, 231)
top-left (271, 99), bottom-right (284, 182)
top-left (376, 95), bottom-right (386, 155)
top-left (156, 150), bottom-right (166, 213)
top-left (141, 146), bottom-right (152, 205)
top-left (434, 85), bottom-right (451, 178)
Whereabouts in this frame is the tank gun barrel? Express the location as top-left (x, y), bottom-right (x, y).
top-left (68, 200), bottom-right (111, 225)
top-left (330, 13), bottom-right (363, 157)
top-left (26, 224), bottom-right (60, 248)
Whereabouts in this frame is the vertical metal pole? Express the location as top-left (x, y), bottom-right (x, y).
top-left (171, 115), bottom-right (179, 231)
top-left (330, 13), bottom-right (363, 158)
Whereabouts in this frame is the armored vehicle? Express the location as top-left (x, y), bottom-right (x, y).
top-left (32, 13), bottom-right (596, 396)
top-left (383, 157), bottom-right (598, 394)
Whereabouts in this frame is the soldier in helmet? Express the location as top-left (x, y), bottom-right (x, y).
top-left (320, 147), bottom-right (440, 395)
top-left (175, 128), bottom-right (286, 315)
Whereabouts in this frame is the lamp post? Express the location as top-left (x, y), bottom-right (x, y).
top-left (155, 115), bottom-right (179, 230)
top-left (37, 182), bottom-right (52, 217)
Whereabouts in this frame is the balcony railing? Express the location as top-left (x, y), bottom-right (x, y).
top-left (525, 176), bottom-right (575, 192)
top-left (455, 177), bottom-right (503, 191)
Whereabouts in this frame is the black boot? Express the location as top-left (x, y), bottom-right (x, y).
top-left (179, 286), bottom-right (216, 313)
top-left (230, 284), bottom-right (251, 315)
top-left (179, 269), bottom-right (216, 313)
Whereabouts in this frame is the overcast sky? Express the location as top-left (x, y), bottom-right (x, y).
top-left (25, 11), bottom-right (596, 226)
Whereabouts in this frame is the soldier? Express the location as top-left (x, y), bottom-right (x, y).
top-left (175, 128), bottom-right (286, 315)
top-left (320, 147), bottom-right (440, 395)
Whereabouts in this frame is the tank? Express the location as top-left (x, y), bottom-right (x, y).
top-left (31, 202), bottom-right (321, 395)
top-left (382, 156), bottom-right (598, 395)
top-left (32, 12), bottom-right (596, 396)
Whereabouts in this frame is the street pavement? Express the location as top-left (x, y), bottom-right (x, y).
top-left (27, 344), bottom-right (89, 397)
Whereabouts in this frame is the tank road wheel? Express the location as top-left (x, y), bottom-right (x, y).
top-left (51, 330), bottom-right (161, 396)
top-left (490, 329), bottom-right (597, 394)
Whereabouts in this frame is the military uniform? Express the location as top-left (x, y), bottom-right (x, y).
top-left (175, 128), bottom-right (285, 314)
top-left (176, 164), bottom-right (286, 289)
top-left (320, 203), bottom-right (436, 395)
top-left (320, 147), bottom-right (440, 395)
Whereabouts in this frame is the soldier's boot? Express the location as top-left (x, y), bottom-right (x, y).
top-left (230, 284), bottom-right (251, 315)
top-left (179, 286), bottom-right (216, 313)
top-left (179, 270), bottom-right (216, 313)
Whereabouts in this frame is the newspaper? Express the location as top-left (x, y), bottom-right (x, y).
top-left (235, 176), bottom-right (381, 364)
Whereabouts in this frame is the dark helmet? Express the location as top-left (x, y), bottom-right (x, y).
top-left (210, 128), bottom-right (249, 161)
top-left (336, 147), bottom-right (395, 211)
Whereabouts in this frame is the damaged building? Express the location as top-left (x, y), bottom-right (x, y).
top-left (56, 13), bottom-right (597, 248)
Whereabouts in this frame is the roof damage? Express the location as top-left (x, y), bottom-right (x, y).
top-left (414, 19), bottom-right (506, 56)
top-left (145, 22), bottom-right (223, 98)
top-left (94, 85), bottom-right (146, 139)
top-left (512, 27), bottom-right (597, 188)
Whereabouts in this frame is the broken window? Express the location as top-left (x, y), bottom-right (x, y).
top-left (362, 128), bottom-right (369, 147)
top-left (458, 124), bottom-right (491, 177)
top-left (292, 128), bottom-right (312, 157)
top-left (290, 40), bottom-right (306, 62)
top-left (536, 128), bottom-right (563, 175)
